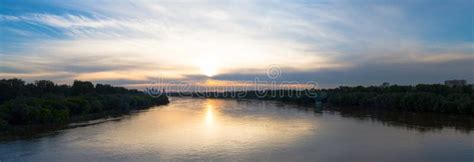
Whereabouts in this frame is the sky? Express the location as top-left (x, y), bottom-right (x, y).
top-left (0, 0), bottom-right (473, 89)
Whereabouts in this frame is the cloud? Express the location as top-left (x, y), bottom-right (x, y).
top-left (0, 0), bottom-right (472, 86)
top-left (212, 57), bottom-right (474, 87)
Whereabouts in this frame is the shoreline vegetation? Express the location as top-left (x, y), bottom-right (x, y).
top-left (168, 84), bottom-right (473, 115)
top-left (1, 78), bottom-right (472, 139)
top-left (0, 78), bottom-right (169, 140)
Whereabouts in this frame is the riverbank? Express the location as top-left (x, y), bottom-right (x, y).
top-left (0, 79), bottom-right (169, 140)
top-left (0, 95), bottom-right (169, 141)
top-left (169, 84), bottom-right (473, 115)
top-left (0, 106), bottom-right (170, 141)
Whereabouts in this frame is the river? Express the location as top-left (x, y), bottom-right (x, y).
top-left (0, 97), bottom-right (472, 161)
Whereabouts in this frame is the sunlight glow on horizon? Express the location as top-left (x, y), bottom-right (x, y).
top-left (198, 58), bottom-right (219, 77)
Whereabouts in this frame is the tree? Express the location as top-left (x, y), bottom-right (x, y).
top-left (71, 80), bottom-right (95, 95)
top-left (35, 80), bottom-right (56, 95)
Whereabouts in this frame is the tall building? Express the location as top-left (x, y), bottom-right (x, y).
top-left (444, 79), bottom-right (466, 87)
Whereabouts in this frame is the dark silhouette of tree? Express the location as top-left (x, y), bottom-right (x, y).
top-left (34, 80), bottom-right (55, 95)
top-left (0, 78), bottom-right (169, 132)
top-left (71, 80), bottom-right (95, 95)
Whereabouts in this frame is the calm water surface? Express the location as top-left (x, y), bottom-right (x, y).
top-left (1, 98), bottom-right (473, 161)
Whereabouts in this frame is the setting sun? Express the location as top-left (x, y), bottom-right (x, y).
top-left (199, 60), bottom-right (218, 77)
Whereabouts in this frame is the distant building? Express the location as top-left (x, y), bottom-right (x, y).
top-left (381, 82), bottom-right (390, 87)
top-left (444, 79), bottom-right (466, 87)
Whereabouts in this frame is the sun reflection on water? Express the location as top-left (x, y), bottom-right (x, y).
top-left (75, 98), bottom-right (318, 158)
top-left (205, 104), bottom-right (214, 127)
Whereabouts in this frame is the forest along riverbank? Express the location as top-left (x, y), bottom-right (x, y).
top-left (0, 79), bottom-right (169, 140)
top-left (169, 84), bottom-right (473, 115)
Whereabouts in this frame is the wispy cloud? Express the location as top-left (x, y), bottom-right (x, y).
top-left (0, 0), bottom-right (472, 87)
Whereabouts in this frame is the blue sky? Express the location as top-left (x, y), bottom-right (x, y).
top-left (0, 0), bottom-right (473, 88)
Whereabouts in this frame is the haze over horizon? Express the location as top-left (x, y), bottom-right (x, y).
top-left (1, 0), bottom-right (473, 89)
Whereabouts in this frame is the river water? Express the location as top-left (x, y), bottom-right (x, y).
top-left (0, 98), bottom-right (472, 161)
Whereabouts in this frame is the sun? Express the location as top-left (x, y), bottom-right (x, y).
top-left (199, 60), bottom-right (218, 77)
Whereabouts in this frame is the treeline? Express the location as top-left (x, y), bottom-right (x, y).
top-left (0, 78), bottom-right (169, 132)
top-left (169, 84), bottom-right (473, 114)
top-left (325, 85), bottom-right (473, 114)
